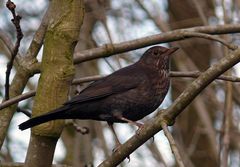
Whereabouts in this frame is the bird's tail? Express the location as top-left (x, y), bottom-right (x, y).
top-left (19, 105), bottom-right (69, 131)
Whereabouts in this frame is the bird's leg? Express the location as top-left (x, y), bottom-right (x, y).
top-left (72, 120), bottom-right (89, 135)
top-left (118, 116), bottom-right (143, 128)
top-left (115, 116), bottom-right (144, 134)
top-left (107, 122), bottom-right (122, 150)
top-left (107, 122), bottom-right (131, 161)
top-left (119, 117), bottom-right (154, 140)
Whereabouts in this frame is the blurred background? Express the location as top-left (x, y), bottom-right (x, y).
top-left (1, 0), bottom-right (240, 166)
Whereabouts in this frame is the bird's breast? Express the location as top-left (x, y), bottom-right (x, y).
top-left (150, 70), bottom-right (170, 93)
top-left (149, 70), bottom-right (170, 106)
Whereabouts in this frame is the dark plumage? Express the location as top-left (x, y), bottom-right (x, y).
top-left (19, 46), bottom-right (178, 131)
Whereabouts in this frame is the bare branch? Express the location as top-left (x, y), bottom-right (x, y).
top-left (192, 0), bottom-right (208, 25)
top-left (0, 1), bottom-right (52, 150)
top-left (74, 24), bottom-right (240, 64)
top-left (220, 42), bottom-right (232, 167)
top-left (161, 121), bottom-right (185, 167)
top-left (16, 108), bottom-right (31, 118)
top-left (24, 1), bottom-right (51, 59)
top-left (178, 31), bottom-right (237, 50)
top-left (135, 0), bottom-right (169, 31)
top-left (0, 91), bottom-right (35, 110)
top-left (72, 75), bottom-right (103, 85)
top-left (0, 29), bottom-right (20, 58)
top-left (5, 0), bottom-right (23, 100)
top-left (170, 71), bottom-right (240, 82)
top-left (221, 81), bottom-right (232, 167)
top-left (72, 71), bottom-right (240, 83)
top-left (0, 162), bottom-right (72, 167)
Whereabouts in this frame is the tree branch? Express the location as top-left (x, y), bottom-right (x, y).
top-left (177, 31), bottom-right (237, 50)
top-left (0, 162), bottom-right (72, 167)
top-left (5, 0), bottom-right (23, 100)
top-left (0, 2), bottom-right (52, 150)
top-left (170, 71), bottom-right (240, 82)
top-left (0, 91), bottom-right (35, 110)
top-left (74, 24), bottom-right (240, 64)
top-left (16, 107), bottom-right (31, 117)
top-left (0, 28), bottom-right (21, 59)
top-left (161, 121), bottom-right (185, 167)
top-left (24, 1), bottom-right (51, 59)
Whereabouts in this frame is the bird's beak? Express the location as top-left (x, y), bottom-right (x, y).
top-left (166, 47), bottom-right (179, 56)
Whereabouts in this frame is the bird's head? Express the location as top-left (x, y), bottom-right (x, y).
top-left (139, 46), bottom-right (178, 70)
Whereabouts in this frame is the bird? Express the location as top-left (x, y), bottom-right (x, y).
top-left (19, 46), bottom-right (178, 143)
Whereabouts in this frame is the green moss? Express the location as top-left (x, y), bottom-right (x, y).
top-left (31, 0), bottom-right (84, 137)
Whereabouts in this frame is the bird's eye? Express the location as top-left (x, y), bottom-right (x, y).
top-left (153, 50), bottom-right (158, 55)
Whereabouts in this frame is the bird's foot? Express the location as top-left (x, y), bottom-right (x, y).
top-left (112, 142), bottom-right (121, 153)
top-left (136, 122), bottom-right (144, 135)
top-left (72, 121), bottom-right (89, 134)
top-left (151, 136), bottom-right (155, 142)
top-left (116, 116), bottom-right (144, 133)
top-left (76, 126), bottom-right (89, 135)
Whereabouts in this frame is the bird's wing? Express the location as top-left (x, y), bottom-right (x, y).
top-left (65, 64), bottom-right (145, 105)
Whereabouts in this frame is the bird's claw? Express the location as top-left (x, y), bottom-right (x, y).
top-left (77, 126), bottom-right (89, 134)
top-left (136, 123), bottom-right (144, 135)
top-left (75, 126), bottom-right (89, 135)
top-left (112, 144), bottom-right (121, 153)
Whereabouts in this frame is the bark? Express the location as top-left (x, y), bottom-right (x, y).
top-left (0, 3), bottom-right (50, 149)
top-left (24, 1), bottom-right (84, 167)
top-left (61, 0), bottom-right (102, 165)
top-left (0, 63), bottom-right (38, 149)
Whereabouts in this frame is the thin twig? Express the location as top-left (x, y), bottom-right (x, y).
top-left (0, 0), bottom-right (51, 150)
top-left (221, 80), bottom-right (232, 167)
top-left (25, 1), bottom-right (51, 59)
top-left (74, 24), bottom-right (240, 64)
top-left (146, 142), bottom-right (168, 167)
top-left (2, 24), bottom-right (239, 76)
top-left (16, 108), bottom-right (31, 117)
top-left (0, 91), bottom-right (36, 110)
top-left (161, 121), bottom-right (185, 167)
top-left (72, 71), bottom-right (240, 85)
top-left (179, 31), bottom-right (237, 50)
top-left (192, 0), bottom-right (208, 25)
top-left (5, 0), bottom-right (23, 100)
top-left (101, 16), bottom-right (117, 72)
top-left (170, 71), bottom-right (240, 82)
top-left (135, 0), bottom-right (169, 31)
top-left (0, 28), bottom-right (21, 59)
top-left (220, 4), bottom-right (232, 165)
top-left (71, 75), bottom-right (103, 85)
top-left (0, 162), bottom-right (72, 167)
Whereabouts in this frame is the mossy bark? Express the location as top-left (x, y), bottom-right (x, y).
top-left (31, 0), bottom-right (84, 137)
top-left (24, 0), bottom-right (84, 167)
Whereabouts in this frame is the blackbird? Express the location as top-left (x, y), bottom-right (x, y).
top-left (19, 46), bottom-right (178, 137)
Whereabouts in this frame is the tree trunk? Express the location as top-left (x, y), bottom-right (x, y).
top-left (24, 1), bottom-right (84, 167)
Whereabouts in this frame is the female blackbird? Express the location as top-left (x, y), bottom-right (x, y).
top-left (19, 46), bottom-right (178, 133)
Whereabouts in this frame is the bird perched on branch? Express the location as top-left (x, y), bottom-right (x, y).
top-left (19, 46), bottom-right (178, 143)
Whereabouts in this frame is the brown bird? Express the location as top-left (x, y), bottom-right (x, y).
top-left (19, 46), bottom-right (178, 143)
